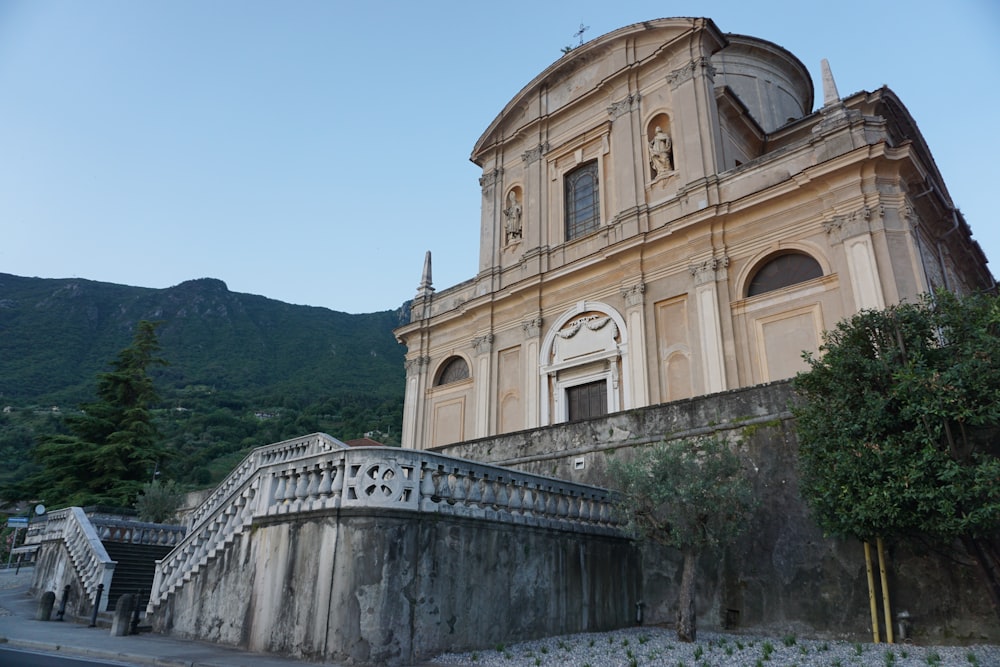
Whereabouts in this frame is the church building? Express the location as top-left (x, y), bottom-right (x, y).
top-left (394, 17), bottom-right (992, 450)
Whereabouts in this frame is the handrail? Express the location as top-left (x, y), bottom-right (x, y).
top-left (147, 445), bottom-right (619, 614)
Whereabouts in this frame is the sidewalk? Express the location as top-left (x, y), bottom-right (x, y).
top-left (0, 569), bottom-right (333, 666)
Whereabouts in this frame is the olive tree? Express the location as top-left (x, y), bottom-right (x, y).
top-left (794, 289), bottom-right (1000, 618)
top-left (609, 436), bottom-right (757, 641)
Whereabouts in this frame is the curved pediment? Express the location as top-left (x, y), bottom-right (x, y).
top-left (470, 17), bottom-right (726, 164)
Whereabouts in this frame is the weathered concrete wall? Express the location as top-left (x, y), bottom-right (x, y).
top-left (434, 380), bottom-right (999, 643)
top-left (154, 508), bottom-right (638, 665)
top-left (31, 540), bottom-right (91, 619)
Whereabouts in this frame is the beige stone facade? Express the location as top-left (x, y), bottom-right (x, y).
top-left (395, 18), bottom-right (992, 451)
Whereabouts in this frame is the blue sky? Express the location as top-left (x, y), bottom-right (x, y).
top-left (2, 1), bottom-right (998, 314)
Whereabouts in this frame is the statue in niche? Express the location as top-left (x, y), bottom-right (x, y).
top-left (649, 126), bottom-right (673, 176)
top-left (503, 190), bottom-right (523, 244)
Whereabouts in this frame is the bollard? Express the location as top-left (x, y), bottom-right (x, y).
top-left (129, 590), bottom-right (143, 635)
top-left (110, 594), bottom-right (134, 637)
top-left (35, 591), bottom-right (56, 621)
top-left (55, 585), bottom-right (71, 621)
top-left (88, 583), bottom-right (104, 627)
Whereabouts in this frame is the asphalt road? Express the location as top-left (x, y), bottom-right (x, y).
top-left (0, 646), bottom-right (144, 666)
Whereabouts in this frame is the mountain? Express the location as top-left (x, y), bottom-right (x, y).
top-left (0, 273), bottom-right (408, 490)
top-left (0, 273), bottom-right (406, 404)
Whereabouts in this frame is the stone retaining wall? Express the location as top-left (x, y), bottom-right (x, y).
top-left (433, 380), bottom-right (998, 643)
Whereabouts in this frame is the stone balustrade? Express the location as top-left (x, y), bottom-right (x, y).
top-left (182, 432), bottom-right (346, 532)
top-left (92, 517), bottom-right (186, 546)
top-left (55, 507), bottom-right (116, 613)
top-left (148, 439), bottom-right (619, 614)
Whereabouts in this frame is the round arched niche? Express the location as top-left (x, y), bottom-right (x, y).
top-left (646, 113), bottom-right (674, 179)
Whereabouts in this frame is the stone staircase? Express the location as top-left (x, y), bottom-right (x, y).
top-left (102, 541), bottom-right (175, 611)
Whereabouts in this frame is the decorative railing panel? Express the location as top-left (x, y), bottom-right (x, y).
top-left (92, 518), bottom-right (186, 547)
top-left (148, 437), bottom-right (619, 614)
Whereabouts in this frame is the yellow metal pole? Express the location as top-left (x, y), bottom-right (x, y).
top-left (877, 537), bottom-right (894, 644)
top-left (864, 541), bottom-right (881, 643)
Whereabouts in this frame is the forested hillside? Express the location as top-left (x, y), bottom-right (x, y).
top-left (0, 273), bottom-right (408, 493)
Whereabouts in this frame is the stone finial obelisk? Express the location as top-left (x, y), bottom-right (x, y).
top-left (821, 59), bottom-right (841, 107)
top-left (416, 250), bottom-right (434, 298)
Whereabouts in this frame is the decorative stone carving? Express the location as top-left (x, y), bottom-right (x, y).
top-left (621, 283), bottom-right (645, 307)
top-left (649, 126), bottom-right (673, 176)
top-left (479, 168), bottom-right (503, 194)
top-left (473, 333), bottom-right (494, 355)
top-left (557, 315), bottom-right (617, 340)
top-left (667, 57), bottom-right (716, 88)
top-left (404, 356), bottom-right (431, 375)
top-left (521, 143), bottom-right (549, 165)
top-left (522, 316), bottom-right (542, 338)
top-left (688, 256), bottom-right (730, 286)
top-left (503, 190), bottom-right (523, 244)
top-left (823, 205), bottom-right (884, 243)
top-left (607, 93), bottom-right (640, 119)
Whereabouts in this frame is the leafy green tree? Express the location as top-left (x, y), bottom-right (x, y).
top-left (794, 289), bottom-right (1000, 617)
top-left (135, 479), bottom-right (183, 523)
top-left (609, 436), bottom-right (756, 641)
top-left (26, 321), bottom-right (168, 507)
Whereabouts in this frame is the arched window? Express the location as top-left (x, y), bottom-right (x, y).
top-left (746, 253), bottom-right (823, 297)
top-left (435, 357), bottom-right (470, 386)
top-left (564, 160), bottom-right (600, 240)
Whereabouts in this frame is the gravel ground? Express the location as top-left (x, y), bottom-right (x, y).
top-left (427, 626), bottom-right (1000, 666)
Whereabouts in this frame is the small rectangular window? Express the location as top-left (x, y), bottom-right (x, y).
top-left (564, 160), bottom-right (600, 240)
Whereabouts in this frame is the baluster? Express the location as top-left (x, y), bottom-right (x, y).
top-left (481, 475), bottom-right (496, 506)
top-left (420, 464), bottom-right (437, 498)
top-left (599, 499), bottom-right (612, 524)
top-left (317, 463), bottom-right (333, 496)
top-left (567, 492), bottom-right (580, 519)
top-left (432, 470), bottom-right (450, 504)
top-left (295, 467), bottom-right (309, 501)
top-left (272, 474), bottom-right (287, 513)
top-left (328, 461), bottom-right (343, 507)
top-left (496, 477), bottom-right (510, 509)
top-left (521, 485), bottom-right (534, 516)
top-left (451, 469), bottom-right (469, 505)
top-left (534, 485), bottom-right (547, 515)
top-left (508, 481), bottom-right (523, 513)
top-left (466, 472), bottom-right (481, 504)
top-left (544, 487), bottom-right (557, 516)
top-left (240, 487), bottom-right (256, 525)
top-left (305, 465), bottom-right (320, 503)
